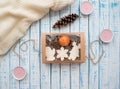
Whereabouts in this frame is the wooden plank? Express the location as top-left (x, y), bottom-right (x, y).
top-left (79, 0), bottom-right (89, 89)
top-left (29, 21), bottom-right (40, 89)
top-left (19, 28), bottom-right (30, 89)
top-left (40, 14), bottom-right (50, 89)
top-left (70, 0), bottom-right (80, 89)
top-left (99, 0), bottom-right (109, 89)
top-left (108, 1), bottom-right (120, 88)
top-left (0, 54), bottom-right (10, 89)
top-left (50, 10), bottom-right (60, 89)
top-left (88, 0), bottom-right (100, 89)
top-left (59, 6), bottom-right (70, 89)
top-left (100, 0), bottom-right (120, 89)
top-left (9, 44), bottom-right (20, 89)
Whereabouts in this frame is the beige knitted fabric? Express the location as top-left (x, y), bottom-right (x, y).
top-left (0, 0), bottom-right (74, 58)
top-left (0, 56), bottom-right (2, 61)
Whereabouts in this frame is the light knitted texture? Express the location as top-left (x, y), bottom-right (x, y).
top-left (0, 56), bottom-right (2, 61)
top-left (0, 0), bottom-right (74, 56)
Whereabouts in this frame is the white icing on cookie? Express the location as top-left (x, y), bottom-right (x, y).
top-left (46, 47), bottom-right (55, 61)
top-left (56, 47), bottom-right (68, 61)
top-left (68, 42), bottom-right (80, 60)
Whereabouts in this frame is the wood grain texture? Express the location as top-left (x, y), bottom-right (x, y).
top-left (99, 0), bottom-right (110, 89)
top-left (19, 24), bottom-right (30, 89)
top-left (30, 21), bottom-right (40, 89)
top-left (79, 0), bottom-right (89, 89)
top-left (89, 0), bottom-right (100, 89)
top-left (0, 55), bottom-right (10, 89)
top-left (0, 0), bottom-right (120, 89)
top-left (9, 44), bottom-right (19, 89)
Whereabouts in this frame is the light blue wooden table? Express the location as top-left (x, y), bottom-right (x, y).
top-left (0, 0), bottom-right (120, 89)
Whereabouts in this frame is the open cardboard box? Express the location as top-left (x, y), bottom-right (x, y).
top-left (42, 32), bottom-right (85, 63)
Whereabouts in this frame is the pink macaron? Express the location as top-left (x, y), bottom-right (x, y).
top-left (100, 29), bottom-right (113, 43)
top-left (13, 67), bottom-right (26, 80)
top-left (80, 1), bottom-right (93, 15)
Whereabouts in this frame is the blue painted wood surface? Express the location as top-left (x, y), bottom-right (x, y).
top-left (0, 0), bottom-right (120, 89)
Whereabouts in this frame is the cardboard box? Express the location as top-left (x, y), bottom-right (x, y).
top-left (42, 32), bottom-right (85, 63)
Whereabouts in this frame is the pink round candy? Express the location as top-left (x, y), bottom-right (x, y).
top-left (100, 29), bottom-right (113, 43)
top-left (80, 1), bottom-right (93, 15)
top-left (13, 67), bottom-right (26, 80)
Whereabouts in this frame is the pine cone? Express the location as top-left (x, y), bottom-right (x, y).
top-left (53, 13), bottom-right (79, 28)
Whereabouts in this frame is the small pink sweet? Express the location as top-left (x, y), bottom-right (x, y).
top-left (100, 29), bottom-right (113, 43)
top-left (13, 67), bottom-right (26, 80)
top-left (80, 1), bottom-right (93, 15)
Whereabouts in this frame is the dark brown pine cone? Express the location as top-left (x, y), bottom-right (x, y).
top-left (53, 13), bottom-right (79, 28)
